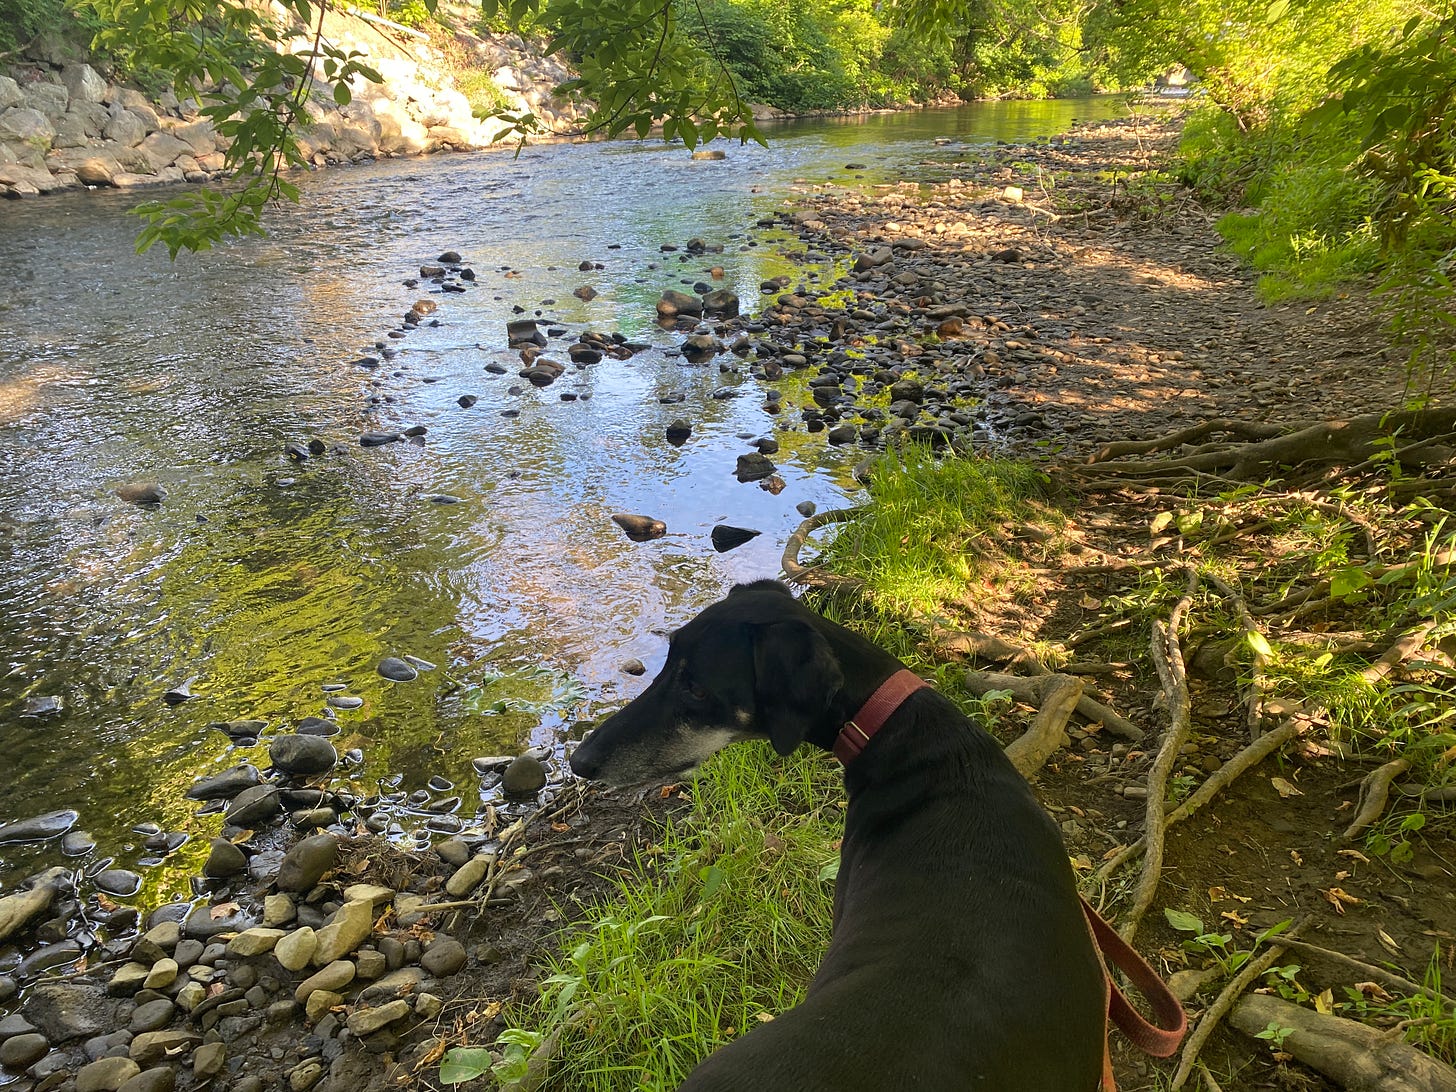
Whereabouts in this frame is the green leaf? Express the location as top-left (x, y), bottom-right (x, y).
top-left (1164, 907), bottom-right (1204, 934)
top-left (818, 859), bottom-right (840, 883)
top-left (333, 82), bottom-right (352, 106)
top-left (1246, 630), bottom-right (1273, 659)
top-left (439, 1048), bottom-right (495, 1084)
top-left (1265, 0), bottom-right (1289, 23)
top-left (1330, 567), bottom-right (1372, 598)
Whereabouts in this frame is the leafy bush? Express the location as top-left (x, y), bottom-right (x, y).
top-left (0, 0), bottom-right (96, 53)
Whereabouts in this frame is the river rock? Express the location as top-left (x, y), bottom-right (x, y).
top-left (94, 869), bottom-right (143, 897)
top-left (20, 695), bottom-right (61, 716)
top-left (377, 657), bottom-right (418, 682)
top-left (690, 149), bottom-right (726, 161)
top-left (274, 927), bottom-right (317, 972)
top-left (346, 999), bottom-right (411, 1037)
top-left (0, 1032), bottom-right (49, 1069)
top-left (444, 856), bottom-right (489, 898)
top-left (710, 525), bottom-right (761, 552)
top-left (186, 764), bottom-right (260, 800)
top-left (573, 285), bottom-right (597, 301)
top-left (0, 867), bottom-right (68, 943)
top-left (269, 734), bottom-right (337, 777)
top-left (115, 482), bottom-right (166, 505)
top-left (611, 513), bottom-right (666, 541)
top-left (225, 785), bottom-right (280, 826)
top-left (701, 289), bottom-right (739, 316)
top-left (120, 1067), bottom-right (175, 1092)
top-left (359, 432), bottom-right (402, 447)
top-left (128, 999), bottom-right (175, 1034)
top-left (227, 928), bottom-right (287, 957)
top-left (293, 960), bottom-right (355, 1003)
top-left (734, 453), bottom-right (776, 482)
top-left (0, 810), bottom-right (78, 844)
top-left (77, 1056), bottom-right (142, 1092)
top-left (665, 419), bottom-right (692, 443)
top-left (23, 981), bottom-right (116, 1042)
top-left (129, 1030), bottom-right (199, 1067)
top-left (276, 834), bottom-right (339, 892)
top-left (142, 959), bottom-right (177, 991)
top-left (419, 937), bottom-right (467, 977)
top-left (502, 754), bottom-right (546, 796)
top-left (656, 289), bottom-right (702, 317)
top-left (183, 902), bottom-right (254, 940)
top-left (262, 894), bottom-right (296, 926)
top-left (191, 1042), bottom-right (226, 1080)
top-left (107, 963), bottom-right (151, 996)
top-left (311, 899), bottom-right (374, 965)
top-left (202, 837), bottom-right (247, 878)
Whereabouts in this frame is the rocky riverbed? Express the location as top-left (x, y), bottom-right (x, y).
top-left (3, 110), bottom-right (1438, 1092)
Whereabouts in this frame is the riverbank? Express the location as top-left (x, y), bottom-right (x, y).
top-left (2, 108), bottom-right (1450, 1092)
top-left (0, 6), bottom-right (585, 198)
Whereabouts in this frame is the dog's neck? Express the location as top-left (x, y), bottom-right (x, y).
top-left (805, 620), bottom-right (917, 754)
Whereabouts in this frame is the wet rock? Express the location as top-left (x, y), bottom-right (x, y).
top-left (161, 680), bottom-right (197, 705)
top-left (621, 659), bottom-right (646, 676)
top-left (202, 838), bottom-right (247, 879)
top-left (610, 514), bottom-right (666, 542)
top-left (690, 149), bottom-right (726, 161)
top-left (701, 289), bottom-right (739, 316)
top-left (23, 982), bottom-right (118, 1042)
top-left (17, 939), bottom-right (81, 978)
top-left (502, 755), bottom-right (547, 796)
top-left (656, 289), bottom-right (702, 318)
top-left (734, 453), bottom-right (777, 482)
top-left (710, 525), bottom-right (761, 552)
top-left (20, 695), bottom-right (62, 717)
top-left (94, 869), bottom-right (142, 897)
top-left (186, 765), bottom-right (261, 801)
top-left (0, 977), bottom-right (16, 1004)
top-left (0, 1014), bottom-right (33, 1038)
top-left (276, 834), bottom-right (340, 892)
top-left (377, 657), bottom-right (418, 682)
top-left (183, 903), bottom-right (254, 940)
top-left (359, 432), bottom-right (402, 447)
top-left (274, 927), bottom-right (317, 973)
top-left (225, 785), bottom-right (281, 826)
top-left (269, 734), bottom-right (337, 777)
top-left (77, 1056), bottom-right (141, 1092)
top-left (682, 333), bottom-right (724, 361)
top-left (0, 867), bottom-right (69, 943)
top-left (326, 694), bottom-right (363, 710)
top-left (0, 810), bottom-right (79, 844)
top-left (115, 482), bottom-right (166, 505)
top-left (419, 937), bottom-right (467, 978)
top-left (573, 285), bottom-right (597, 302)
top-left (665, 419), bottom-right (692, 443)
top-left (0, 1032), bottom-right (50, 1069)
top-left (311, 899), bottom-right (374, 965)
top-left (210, 719), bottom-right (266, 741)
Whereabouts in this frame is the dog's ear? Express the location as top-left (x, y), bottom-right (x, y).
top-left (752, 621), bottom-right (843, 756)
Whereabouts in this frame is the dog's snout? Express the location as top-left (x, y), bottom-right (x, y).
top-left (568, 740), bottom-right (601, 780)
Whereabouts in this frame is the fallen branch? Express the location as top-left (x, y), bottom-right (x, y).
top-left (1229, 992), bottom-right (1456, 1092)
top-left (781, 508), bottom-right (866, 590)
top-left (1005, 674), bottom-right (1084, 777)
top-left (1343, 758), bottom-right (1413, 841)
top-left (1121, 565), bottom-right (1198, 944)
top-left (964, 668), bottom-right (1143, 741)
top-left (1274, 937), bottom-right (1456, 1007)
top-left (1170, 918), bottom-right (1307, 1090)
top-left (1360, 621), bottom-right (1439, 684)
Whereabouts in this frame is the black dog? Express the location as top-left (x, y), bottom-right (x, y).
top-left (570, 580), bottom-right (1109, 1091)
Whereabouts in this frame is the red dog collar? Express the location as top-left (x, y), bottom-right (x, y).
top-left (833, 669), bottom-right (930, 765)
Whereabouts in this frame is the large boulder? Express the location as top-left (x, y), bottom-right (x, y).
top-left (0, 107), bottom-right (56, 147)
top-left (22, 81), bottom-right (70, 122)
top-left (0, 76), bottom-right (23, 111)
top-left (103, 108), bottom-right (149, 148)
top-left (170, 118), bottom-right (216, 155)
top-left (136, 130), bottom-right (191, 171)
top-left (61, 64), bottom-right (108, 104)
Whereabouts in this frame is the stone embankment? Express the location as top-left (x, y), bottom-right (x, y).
top-left (0, 7), bottom-right (583, 198)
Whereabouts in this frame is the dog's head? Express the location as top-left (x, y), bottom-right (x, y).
top-left (569, 580), bottom-right (845, 785)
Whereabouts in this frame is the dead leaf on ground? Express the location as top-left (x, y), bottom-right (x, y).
top-left (210, 901), bottom-right (240, 920)
top-left (1377, 929), bottom-right (1402, 954)
top-left (1354, 981), bottom-right (1394, 1002)
top-left (1290, 850), bottom-right (1304, 866)
top-left (1313, 988), bottom-right (1334, 1014)
top-left (412, 1040), bottom-right (448, 1072)
top-left (1271, 776), bottom-right (1303, 798)
top-left (1337, 849), bottom-right (1371, 864)
top-left (1221, 910), bottom-right (1249, 926)
top-left (1322, 887), bottom-right (1362, 914)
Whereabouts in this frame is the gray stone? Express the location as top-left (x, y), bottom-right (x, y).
top-left (0, 976), bottom-right (16, 1003)
top-left (22, 82), bottom-right (69, 121)
top-left (444, 856), bottom-right (490, 898)
top-left (61, 64), bottom-right (107, 104)
top-left (127, 1000), bottom-right (174, 1034)
top-left (0, 1013), bottom-right (36, 1037)
top-left (701, 289), bottom-right (740, 316)
top-left (142, 960), bottom-right (177, 991)
top-left (0, 810), bottom-right (78, 844)
top-left (0, 76), bottom-right (21, 111)
top-left (710, 525), bottom-right (761, 552)
top-left (502, 755), bottom-right (546, 795)
top-left (183, 903), bottom-right (254, 940)
top-left (377, 657), bottom-right (417, 682)
top-left (136, 130), bottom-right (190, 171)
top-left (357, 967), bottom-right (425, 1004)
top-left (192, 1042), bottom-right (225, 1080)
top-left (419, 937), bottom-right (466, 978)
top-left (77, 1056), bottom-right (142, 1092)
top-left (107, 963), bottom-right (152, 997)
top-left (224, 785), bottom-right (280, 826)
top-left (656, 289), bottom-right (702, 317)
top-left (268, 734), bottom-right (336, 777)
top-left (103, 109), bottom-right (148, 147)
top-left (186, 765), bottom-right (261, 800)
top-left (202, 839), bottom-right (247, 878)
top-left (0, 1033), bottom-right (50, 1069)
top-left (345, 999), bottom-right (411, 1037)
top-left (275, 834), bottom-right (339, 892)
top-left (73, 155), bottom-right (121, 186)
top-left (734, 453), bottom-right (777, 482)
top-left (353, 949), bottom-right (387, 981)
top-left (118, 1067), bottom-right (175, 1092)
top-left (94, 869), bottom-right (142, 896)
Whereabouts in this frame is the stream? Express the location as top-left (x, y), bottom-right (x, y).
top-left (0, 97), bottom-right (1126, 904)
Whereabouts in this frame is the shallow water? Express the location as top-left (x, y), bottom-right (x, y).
top-left (0, 97), bottom-right (1125, 899)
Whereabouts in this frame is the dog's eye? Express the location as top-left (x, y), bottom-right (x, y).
top-left (686, 682), bottom-right (709, 703)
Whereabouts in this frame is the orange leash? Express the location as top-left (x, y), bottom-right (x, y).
top-left (1079, 897), bottom-right (1188, 1090)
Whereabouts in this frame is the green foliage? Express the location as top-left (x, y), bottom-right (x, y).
top-left (1340, 949), bottom-right (1456, 1064)
top-left (0, 0), bottom-right (94, 52)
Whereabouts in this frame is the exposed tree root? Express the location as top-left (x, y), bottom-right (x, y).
top-left (1229, 993), bottom-right (1456, 1092)
top-left (1065, 408), bottom-right (1456, 488)
top-left (1273, 937), bottom-right (1456, 1007)
top-left (1343, 758), bottom-right (1414, 841)
top-left (1170, 918), bottom-right (1308, 1090)
top-left (1360, 621), bottom-right (1439, 684)
top-left (1004, 674), bottom-right (1084, 777)
top-left (1206, 572), bottom-right (1272, 743)
top-left (1121, 565), bottom-right (1197, 944)
top-left (781, 507), bottom-right (865, 590)
top-left (964, 668), bottom-right (1144, 742)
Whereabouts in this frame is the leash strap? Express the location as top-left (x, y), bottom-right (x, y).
top-left (1080, 895), bottom-right (1188, 1090)
top-left (833, 669), bottom-right (930, 765)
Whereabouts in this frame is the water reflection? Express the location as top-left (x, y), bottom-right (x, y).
top-left (0, 97), bottom-right (1125, 895)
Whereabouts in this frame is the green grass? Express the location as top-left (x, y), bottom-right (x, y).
top-left (820, 448), bottom-right (1049, 615)
top-left (484, 744), bottom-right (844, 1091)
